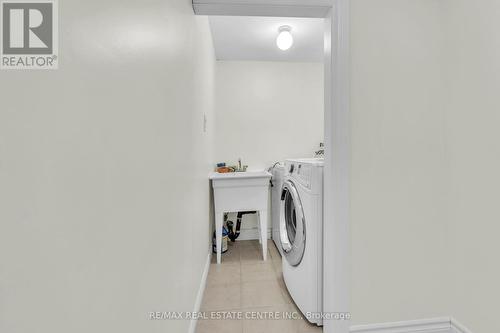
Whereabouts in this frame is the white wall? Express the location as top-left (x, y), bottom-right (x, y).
top-left (444, 1), bottom-right (500, 332)
top-left (350, 0), bottom-right (450, 325)
top-left (351, 1), bottom-right (500, 331)
top-left (0, 1), bottom-right (215, 332)
top-left (215, 61), bottom-right (323, 238)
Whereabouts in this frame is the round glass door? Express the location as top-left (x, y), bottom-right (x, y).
top-left (280, 180), bottom-right (306, 266)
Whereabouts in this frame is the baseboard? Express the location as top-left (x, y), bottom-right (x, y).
top-left (450, 318), bottom-right (473, 333)
top-left (237, 228), bottom-right (272, 241)
top-left (187, 250), bottom-right (211, 333)
top-left (350, 317), bottom-right (453, 333)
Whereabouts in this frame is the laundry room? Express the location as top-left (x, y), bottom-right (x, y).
top-left (202, 15), bottom-right (325, 333)
top-left (4, 1), bottom-right (498, 333)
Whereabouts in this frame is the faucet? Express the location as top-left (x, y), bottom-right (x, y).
top-left (235, 158), bottom-right (247, 172)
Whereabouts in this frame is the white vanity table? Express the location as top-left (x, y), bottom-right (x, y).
top-left (210, 171), bottom-right (272, 264)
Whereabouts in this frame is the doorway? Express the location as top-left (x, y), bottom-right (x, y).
top-left (194, 2), bottom-right (350, 333)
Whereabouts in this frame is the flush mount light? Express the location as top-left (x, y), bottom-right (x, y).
top-left (276, 25), bottom-right (293, 51)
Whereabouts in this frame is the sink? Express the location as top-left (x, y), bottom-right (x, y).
top-left (210, 170), bottom-right (271, 264)
top-left (209, 170), bottom-right (272, 180)
top-left (210, 170), bottom-right (272, 196)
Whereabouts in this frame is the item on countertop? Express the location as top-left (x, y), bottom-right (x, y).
top-left (217, 166), bottom-right (234, 173)
top-left (215, 162), bottom-right (235, 173)
top-left (215, 159), bottom-right (248, 173)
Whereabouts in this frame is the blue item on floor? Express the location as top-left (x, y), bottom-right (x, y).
top-left (212, 226), bottom-right (229, 253)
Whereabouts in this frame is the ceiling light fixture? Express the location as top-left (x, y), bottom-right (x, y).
top-left (276, 25), bottom-right (293, 51)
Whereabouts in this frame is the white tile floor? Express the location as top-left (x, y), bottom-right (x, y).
top-left (197, 239), bottom-right (323, 333)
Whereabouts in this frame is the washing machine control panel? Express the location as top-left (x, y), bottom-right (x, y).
top-left (287, 162), bottom-right (312, 189)
top-left (285, 159), bottom-right (324, 194)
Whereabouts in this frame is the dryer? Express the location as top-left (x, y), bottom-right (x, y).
top-left (280, 158), bottom-right (324, 325)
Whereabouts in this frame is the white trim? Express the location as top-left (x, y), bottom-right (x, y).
top-left (348, 317), bottom-right (474, 333)
top-left (193, 0), bottom-right (331, 18)
top-left (193, 3), bottom-right (330, 18)
top-left (236, 228), bottom-right (272, 241)
top-left (350, 318), bottom-right (452, 333)
top-left (187, 250), bottom-right (212, 333)
top-left (323, 1), bottom-right (350, 333)
top-left (450, 318), bottom-right (473, 333)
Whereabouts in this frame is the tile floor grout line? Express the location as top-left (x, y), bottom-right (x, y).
top-left (198, 240), bottom-right (321, 333)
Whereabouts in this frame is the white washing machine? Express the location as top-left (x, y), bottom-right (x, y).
top-left (280, 158), bottom-right (324, 326)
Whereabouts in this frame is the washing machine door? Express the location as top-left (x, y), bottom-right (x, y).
top-left (280, 180), bottom-right (306, 266)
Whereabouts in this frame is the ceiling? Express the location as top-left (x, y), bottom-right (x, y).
top-left (208, 16), bottom-right (324, 62)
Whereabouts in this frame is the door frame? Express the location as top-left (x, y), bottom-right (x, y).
top-left (323, 3), bottom-right (350, 333)
top-left (193, 2), bottom-right (350, 332)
